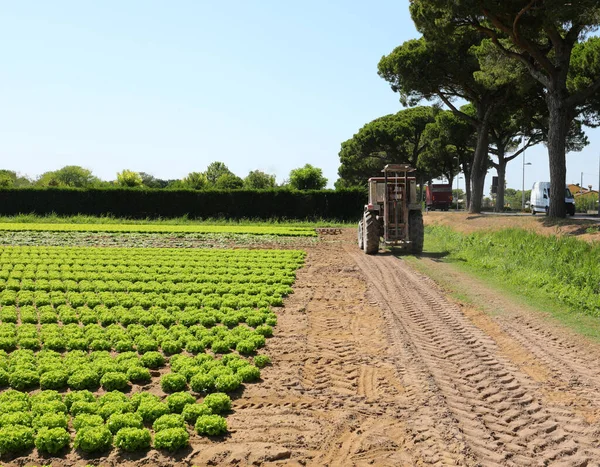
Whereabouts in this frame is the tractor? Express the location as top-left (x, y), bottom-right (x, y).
top-left (357, 164), bottom-right (424, 255)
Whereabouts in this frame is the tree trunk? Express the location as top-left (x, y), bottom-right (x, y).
top-left (469, 117), bottom-right (490, 214)
top-left (461, 160), bottom-right (472, 208)
top-left (494, 153), bottom-right (506, 213)
top-left (546, 91), bottom-right (570, 218)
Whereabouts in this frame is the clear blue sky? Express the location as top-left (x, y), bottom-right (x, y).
top-left (1, 1), bottom-right (598, 193)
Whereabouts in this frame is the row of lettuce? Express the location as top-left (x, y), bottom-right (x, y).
top-left (0, 246), bottom-right (305, 456)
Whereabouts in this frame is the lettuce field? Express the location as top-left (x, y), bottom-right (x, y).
top-left (0, 245), bottom-right (305, 460)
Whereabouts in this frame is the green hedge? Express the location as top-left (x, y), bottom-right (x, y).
top-left (0, 188), bottom-right (366, 221)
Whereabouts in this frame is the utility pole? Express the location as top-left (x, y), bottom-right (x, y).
top-left (598, 153), bottom-right (600, 217)
top-left (522, 150), bottom-right (531, 210)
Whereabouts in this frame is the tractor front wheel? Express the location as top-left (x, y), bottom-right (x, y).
top-left (363, 211), bottom-right (379, 255)
top-left (409, 210), bottom-right (424, 254)
top-left (357, 220), bottom-right (364, 250)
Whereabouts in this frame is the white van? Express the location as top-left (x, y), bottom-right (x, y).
top-left (530, 182), bottom-right (575, 215)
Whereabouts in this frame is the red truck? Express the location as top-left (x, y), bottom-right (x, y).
top-left (426, 184), bottom-right (453, 211)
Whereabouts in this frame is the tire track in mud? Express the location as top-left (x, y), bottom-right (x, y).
top-left (349, 248), bottom-right (600, 466)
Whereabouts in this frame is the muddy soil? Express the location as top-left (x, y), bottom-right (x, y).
top-left (6, 229), bottom-right (600, 466)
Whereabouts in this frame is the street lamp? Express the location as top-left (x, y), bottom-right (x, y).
top-left (522, 151), bottom-right (532, 210)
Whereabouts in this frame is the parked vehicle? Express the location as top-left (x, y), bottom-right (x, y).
top-left (425, 184), bottom-right (452, 211)
top-left (530, 182), bottom-right (575, 215)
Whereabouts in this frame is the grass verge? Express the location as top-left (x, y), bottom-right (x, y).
top-left (401, 226), bottom-right (600, 341)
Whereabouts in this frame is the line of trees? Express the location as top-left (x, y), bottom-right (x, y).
top-left (0, 163), bottom-right (329, 191)
top-left (338, 2), bottom-right (600, 217)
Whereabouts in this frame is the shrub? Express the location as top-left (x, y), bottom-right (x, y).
top-left (114, 427), bottom-right (152, 452)
top-left (136, 401), bottom-right (169, 423)
top-left (74, 425), bottom-right (113, 453)
top-left (195, 414), bottom-right (227, 436)
top-left (0, 424), bottom-right (35, 454)
top-left (214, 374), bottom-right (242, 393)
top-left (35, 427), bottom-right (70, 454)
top-left (107, 412), bottom-right (143, 434)
top-left (40, 370), bottom-right (69, 390)
top-left (253, 355), bottom-right (271, 368)
top-left (237, 365), bottom-right (261, 383)
top-left (166, 392), bottom-right (196, 414)
top-left (100, 372), bottom-right (130, 392)
top-left (126, 366), bottom-right (152, 384)
top-left (153, 427), bottom-right (189, 451)
top-left (140, 351), bottom-right (165, 369)
top-left (202, 393), bottom-right (231, 414)
top-left (190, 374), bottom-right (215, 393)
top-left (33, 412), bottom-right (69, 430)
top-left (160, 373), bottom-right (187, 393)
top-left (152, 413), bottom-right (185, 433)
top-left (9, 368), bottom-right (39, 390)
top-left (72, 414), bottom-right (104, 431)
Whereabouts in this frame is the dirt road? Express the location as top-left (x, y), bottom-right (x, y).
top-left (186, 230), bottom-right (600, 466)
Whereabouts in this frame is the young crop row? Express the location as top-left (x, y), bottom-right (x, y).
top-left (0, 385), bottom-right (238, 455)
top-left (0, 245), bottom-right (304, 459)
top-left (0, 223), bottom-right (317, 237)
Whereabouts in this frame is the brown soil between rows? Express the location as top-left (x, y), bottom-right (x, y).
top-left (424, 211), bottom-right (600, 242)
top-left (6, 228), bottom-right (600, 466)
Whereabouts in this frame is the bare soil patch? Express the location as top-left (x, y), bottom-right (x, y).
top-left (5, 229), bottom-right (600, 466)
top-left (424, 211), bottom-right (600, 242)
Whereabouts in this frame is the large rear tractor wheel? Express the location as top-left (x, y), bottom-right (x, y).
top-left (363, 212), bottom-right (379, 255)
top-left (409, 210), bottom-right (424, 255)
top-left (357, 220), bottom-right (364, 250)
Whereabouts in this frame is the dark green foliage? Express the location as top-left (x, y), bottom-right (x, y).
top-left (0, 188), bottom-right (364, 221)
top-left (153, 427), bottom-right (189, 451)
top-left (74, 425), bottom-right (113, 452)
top-left (0, 424), bottom-right (35, 454)
top-left (195, 414), bottom-right (227, 436)
top-left (114, 427), bottom-right (152, 452)
top-left (35, 427), bottom-right (70, 454)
